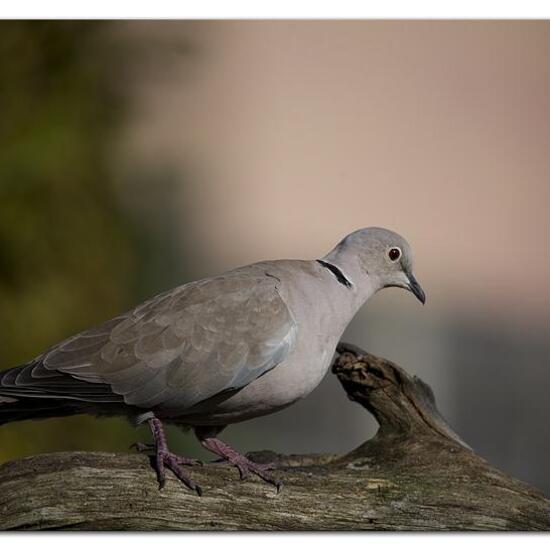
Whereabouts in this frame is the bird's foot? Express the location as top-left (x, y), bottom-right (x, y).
top-left (133, 418), bottom-right (203, 495)
top-left (131, 441), bottom-right (202, 464)
top-left (200, 436), bottom-right (283, 493)
top-left (152, 449), bottom-right (203, 495)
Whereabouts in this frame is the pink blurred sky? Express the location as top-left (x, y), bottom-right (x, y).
top-left (116, 21), bottom-right (550, 319)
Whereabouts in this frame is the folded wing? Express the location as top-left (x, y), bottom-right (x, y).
top-left (6, 271), bottom-right (297, 412)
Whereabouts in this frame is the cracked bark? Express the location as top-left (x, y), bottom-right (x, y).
top-left (0, 342), bottom-right (549, 531)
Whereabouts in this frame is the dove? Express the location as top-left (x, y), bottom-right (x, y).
top-left (0, 227), bottom-right (425, 494)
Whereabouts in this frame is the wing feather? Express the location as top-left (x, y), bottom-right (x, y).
top-left (31, 270), bottom-right (297, 411)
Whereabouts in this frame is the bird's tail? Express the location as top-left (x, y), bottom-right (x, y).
top-left (0, 395), bottom-right (82, 426)
top-left (0, 364), bottom-right (84, 426)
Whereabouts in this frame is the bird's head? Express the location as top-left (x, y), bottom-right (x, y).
top-left (325, 227), bottom-right (426, 304)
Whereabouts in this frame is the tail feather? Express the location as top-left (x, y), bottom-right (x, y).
top-left (0, 396), bottom-right (18, 404)
top-left (0, 397), bottom-right (83, 426)
top-left (0, 363), bottom-right (124, 426)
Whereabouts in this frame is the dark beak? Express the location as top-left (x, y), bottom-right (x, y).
top-left (407, 273), bottom-right (426, 305)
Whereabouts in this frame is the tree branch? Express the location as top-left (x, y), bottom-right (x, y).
top-left (1, 343), bottom-right (549, 531)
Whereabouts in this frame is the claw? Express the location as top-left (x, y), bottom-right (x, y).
top-left (134, 417), bottom-right (202, 495)
top-left (236, 463), bottom-right (249, 480)
top-left (157, 472), bottom-right (166, 490)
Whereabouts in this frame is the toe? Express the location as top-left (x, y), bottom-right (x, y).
top-left (235, 463), bottom-right (250, 480)
top-left (194, 484), bottom-right (203, 497)
top-left (155, 459), bottom-right (167, 489)
top-left (131, 442), bottom-right (155, 453)
top-left (163, 455), bottom-right (202, 494)
top-left (176, 456), bottom-right (203, 467)
top-left (246, 461), bottom-right (283, 492)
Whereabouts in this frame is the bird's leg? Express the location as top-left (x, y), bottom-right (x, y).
top-left (195, 426), bottom-right (283, 493)
top-left (132, 417), bottom-right (202, 495)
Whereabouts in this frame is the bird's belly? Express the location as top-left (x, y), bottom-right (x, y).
top-left (176, 334), bottom-right (336, 426)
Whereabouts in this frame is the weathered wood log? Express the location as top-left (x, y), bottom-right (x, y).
top-left (0, 343), bottom-right (549, 531)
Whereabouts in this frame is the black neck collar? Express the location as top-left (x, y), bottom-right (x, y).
top-left (316, 260), bottom-right (353, 289)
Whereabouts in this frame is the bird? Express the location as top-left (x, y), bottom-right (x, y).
top-left (0, 227), bottom-right (425, 495)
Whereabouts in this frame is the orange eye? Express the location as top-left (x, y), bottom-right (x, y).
top-left (388, 247), bottom-right (401, 262)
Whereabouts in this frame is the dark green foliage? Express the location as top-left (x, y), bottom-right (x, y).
top-left (0, 22), bottom-right (144, 459)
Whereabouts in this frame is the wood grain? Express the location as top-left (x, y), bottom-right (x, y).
top-left (1, 343), bottom-right (548, 531)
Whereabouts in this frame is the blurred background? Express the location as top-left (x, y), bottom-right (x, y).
top-left (1, 20), bottom-right (549, 494)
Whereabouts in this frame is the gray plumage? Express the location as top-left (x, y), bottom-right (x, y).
top-left (0, 227), bottom-right (425, 429)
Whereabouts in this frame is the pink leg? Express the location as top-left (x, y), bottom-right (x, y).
top-left (195, 427), bottom-right (283, 493)
top-left (132, 417), bottom-right (202, 495)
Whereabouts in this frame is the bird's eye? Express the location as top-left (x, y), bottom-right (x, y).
top-left (388, 247), bottom-right (401, 262)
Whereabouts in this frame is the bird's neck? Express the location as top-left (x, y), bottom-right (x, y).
top-left (321, 246), bottom-right (380, 312)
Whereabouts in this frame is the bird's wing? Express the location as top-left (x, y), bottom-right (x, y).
top-left (33, 271), bottom-right (297, 410)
